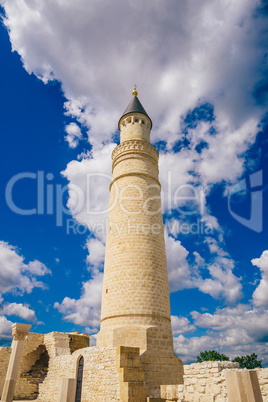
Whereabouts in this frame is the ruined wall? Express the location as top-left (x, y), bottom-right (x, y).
top-left (180, 361), bottom-right (239, 402)
top-left (180, 363), bottom-right (268, 402)
top-left (38, 347), bottom-right (121, 402)
top-left (158, 362), bottom-right (268, 402)
top-left (14, 333), bottom-right (45, 400)
top-left (68, 332), bottom-right (89, 354)
top-left (0, 347), bottom-right (11, 397)
top-left (44, 332), bottom-right (70, 358)
top-left (0, 331), bottom-right (89, 400)
top-left (36, 332), bottom-right (89, 400)
top-left (257, 367), bottom-right (268, 399)
top-left (2, 329), bottom-right (268, 402)
top-left (155, 361), bottom-right (240, 401)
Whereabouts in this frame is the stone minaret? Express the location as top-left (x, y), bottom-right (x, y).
top-left (97, 88), bottom-right (183, 387)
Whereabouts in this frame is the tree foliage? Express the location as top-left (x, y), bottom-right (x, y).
top-left (232, 353), bottom-right (262, 369)
top-left (196, 350), bottom-right (263, 369)
top-left (196, 350), bottom-right (229, 362)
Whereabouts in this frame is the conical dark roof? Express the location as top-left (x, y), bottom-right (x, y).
top-left (119, 93), bottom-right (152, 128)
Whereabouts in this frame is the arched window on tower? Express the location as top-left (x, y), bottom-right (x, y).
top-left (75, 356), bottom-right (84, 402)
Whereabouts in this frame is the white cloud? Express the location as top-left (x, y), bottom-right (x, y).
top-left (86, 238), bottom-right (105, 270)
top-left (165, 232), bottom-right (192, 292)
top-left (205, 237), bottom-right (228, 256)
top-left (1, 0), bottom-right (266, 151)
top-left (55, 235), bottom-right (105, 328)
top-left (175, 304), bottom-right (268, 364)
top-left (0, 242), bottom-right (51, 337)
top-left (252, 250), bottom-right (268, 307)
top-left (61, 143), bottom-right (114, 243)
top-left (54, 271), bottom-right (103, 328)
top-left (164, 225), bottom-right (242, 303)
top-left (174, 334), bottom-right (220, 364)
top-left (0, 316), bottom-right (13, 339)
top-left (26, 260), bottom-right (51, 276)
top-left (3, 0), bottom-right (266, 338)
top-left (196, 256), bottom-right (242, 304)
top-left (0, 241), bottom-right (51, 296)
top-left (171, 315), bottom-right (196, 335)
top-left (65, 122), bottom-right (82, 148)
top-left (2, 303), bottom-right (36, 321)
top-left (192, 304), bottom-right (268, 343)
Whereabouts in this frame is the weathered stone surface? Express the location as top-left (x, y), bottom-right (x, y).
top-left (1, 324), bottom-right (31, 402)
top-left (0, 348), bottom-right (12, 397)
top-left (225, 369), bottom-right (263, 402)
top-left (97, 95), bottom-right (183, 388)
top-left (0, 331), bottom-right (89, 401)
top-left (58, 378), bottom-right (76, 402)
top-left (38, 346), bottom-right (121, 402)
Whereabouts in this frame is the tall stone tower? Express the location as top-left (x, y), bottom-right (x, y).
top-left (97, 88), bottom-right (183, 388)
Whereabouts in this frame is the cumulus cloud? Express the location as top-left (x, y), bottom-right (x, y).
top-left (65, 122), bottom-right (82, 148)
top-left (54, 271), bottom-right (103, 329)
top-left (171, 315), bottom-right (196, 335)
top-left (165, 226), bottom-right (242, 303)
top-left (196, 256), bottom-right (242, 304)
top-left (0, 241), bottom-right (51, 338)
top-left (86, 238), bottom-right (105, 270)
top-left (2, 302), bottom-right (36, 321)
top-left (175, 305), bottom-right (268, 364)
top-left (0, 241), bottom-right (51, 296)
top-left (3, 0), bottom-right (266, 345)
top-left (0, 316), bottom-right (13, 339)
top-left (55, 146), bottom-right (114, 327)
top-left (252, 250), bottom-right (268, 306)
top-left (174, 334), bottom-right (220, 364)
top-left (165, 232), bottom-right (192, 292)
top-left (1, 0), bottom-right (266, 150)
top-left (61, 143), bottom-right (114, 243)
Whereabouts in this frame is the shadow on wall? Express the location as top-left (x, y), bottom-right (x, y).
top-left (20, 345), bottom-right (49, 400)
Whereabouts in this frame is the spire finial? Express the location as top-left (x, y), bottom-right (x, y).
top-left (132, 85), bottom-right (138, 97)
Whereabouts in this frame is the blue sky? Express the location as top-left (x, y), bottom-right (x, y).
top-left (0, 0), bottom-right (268, 365)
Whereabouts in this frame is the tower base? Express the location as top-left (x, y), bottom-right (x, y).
top-left (97, 324), bottom-right (184, 388)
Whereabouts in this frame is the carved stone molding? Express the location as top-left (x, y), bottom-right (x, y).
top-left (12, 323), bottom-right (32, 341)
top-left (112, 140), bottom-right (159, 164)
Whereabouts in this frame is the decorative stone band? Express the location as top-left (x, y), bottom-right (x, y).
top-left (112, 152), bottom-right (158, 171)
top-left (100, 313), bottom-right (172, 323)
top-left (12, 323), bottom-right (32, 341)
top-left (109, 172), bottom-right (161, 191)
top-left (112, 140), bottom-right (159, 165)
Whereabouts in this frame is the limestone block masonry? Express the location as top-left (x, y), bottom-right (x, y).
top-left (257, 368), bottom-right (268, 400)
top-left (97, 92), bottom-right (183, 388)
top-left (160, 361), bottom-right (267, 402)
top-left (38, 347), bottom-right (121, 402)
top-left (0, 348), bottom-right (11, 397)
top-left (0, 331), bottom-right (89, 401)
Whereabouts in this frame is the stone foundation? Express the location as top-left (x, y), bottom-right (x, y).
top-left (2, 330), bottom-right (268, 401)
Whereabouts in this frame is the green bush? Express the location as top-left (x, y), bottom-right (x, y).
top-left (196, 350), bottom-right (262, 369)
top-left (196, 350), bottom-right (229, 362)
top-left (232, 353), bottom-right (262, 369)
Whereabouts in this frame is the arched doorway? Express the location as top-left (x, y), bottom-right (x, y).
top-left (75, 356), bottom-right (84, 402)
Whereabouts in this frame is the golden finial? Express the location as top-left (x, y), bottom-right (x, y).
top-left (132, 85), bottom-right (138, 97)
